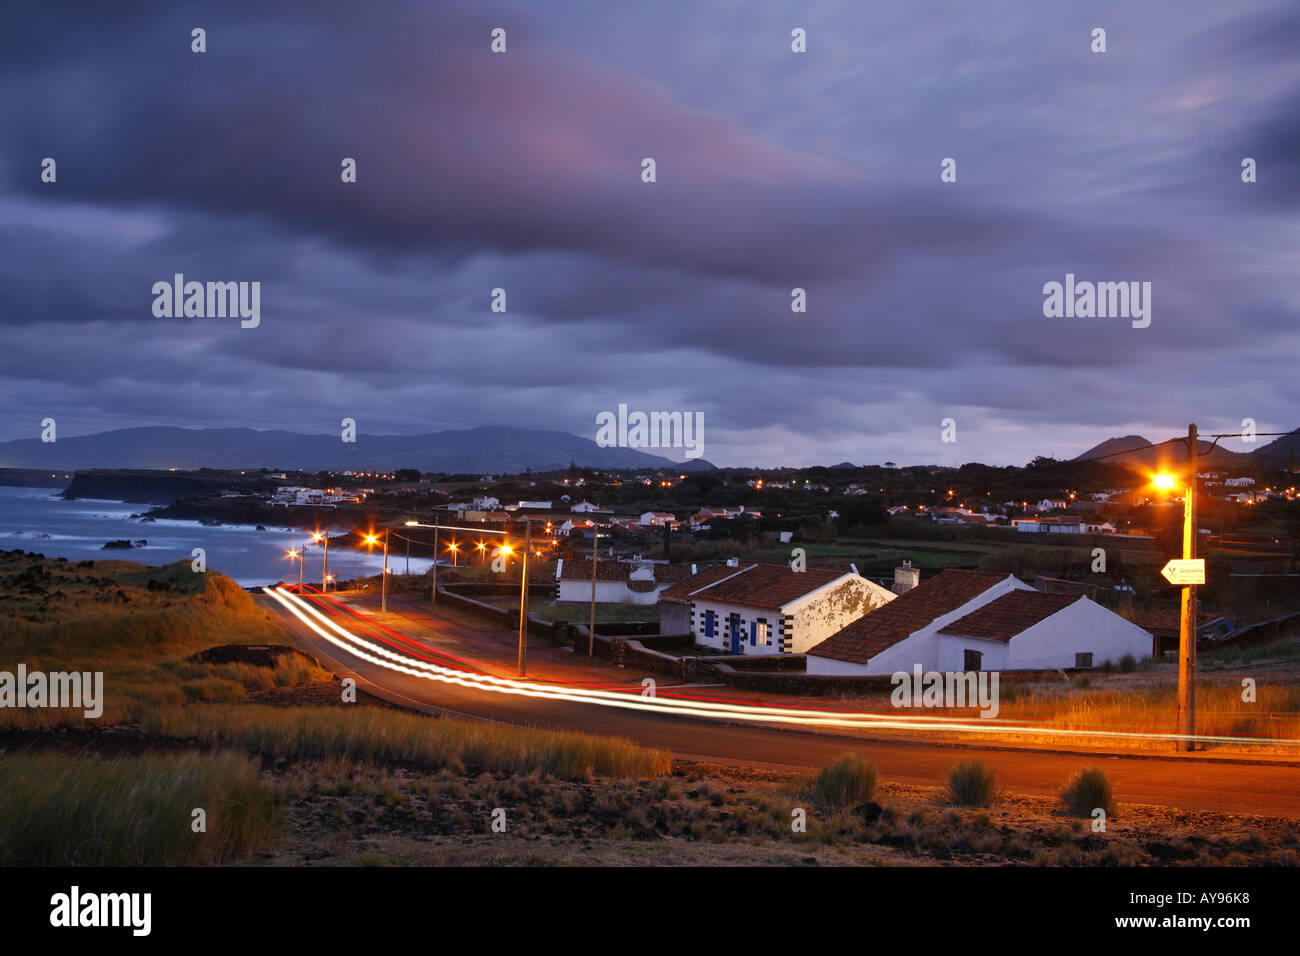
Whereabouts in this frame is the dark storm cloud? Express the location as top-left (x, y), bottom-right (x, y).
top-left (0, 0), bottom-right (1296, 465)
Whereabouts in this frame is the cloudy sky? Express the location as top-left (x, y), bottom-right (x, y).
top-left (2, 0), bottom-right (1296, 467)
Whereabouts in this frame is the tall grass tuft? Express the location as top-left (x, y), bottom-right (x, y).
top-left (947, 759), bottom-right (997, 807)
top-left (810, 753), bottom-right (878, 808)
top-left (1061, 766), bottom-right (1115, 818)
top-left (143, 705), bottom-right (671, 780)
top-left (0, 751), bottom-right (279, 865)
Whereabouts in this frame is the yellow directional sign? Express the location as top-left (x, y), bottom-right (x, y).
top-left (1161, 559), bottom-right (1205, 586)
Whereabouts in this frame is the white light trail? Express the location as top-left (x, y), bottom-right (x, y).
top-left (265, 587), bottom-right (1297, 748)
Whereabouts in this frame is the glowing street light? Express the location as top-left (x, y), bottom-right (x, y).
top-left (1150, 426), bottom-right (1201, 752)
top-left (286, 546), bottom-right (304, 586)
top-left (312, 531), bottom-right (330, 593)
top-left (360, 528), bottom-right (390, 617)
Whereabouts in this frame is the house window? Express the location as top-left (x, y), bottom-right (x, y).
top-left (963, 649), bottom-right (982, 671)
top-left (756, 620), bottom-right (769, 646)
top-left (1075, 652), bottom-right (1093, 669)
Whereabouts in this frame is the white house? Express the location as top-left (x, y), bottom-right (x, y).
top-left (639, 511), bottom-right (677, 527)
top-left (472, 495), bottom-right (500, 509)
top-left (807, 569), bottom-right (1151, 675)
top-left (659, 562), bottom-right (895, 656)
top-left (555, 559), bottom-right (690, 605)
top-left (690, 508), bottom-right (730, 529)
top-left (571, 501), bottom-right (612, 513)
top-left (1224, 477), bottom-right (1256, 487)
top-left (556, 518), bottom-right (596, 537)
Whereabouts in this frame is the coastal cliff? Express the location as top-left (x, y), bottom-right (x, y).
top-left (60, 469), bottom-right (278, 505)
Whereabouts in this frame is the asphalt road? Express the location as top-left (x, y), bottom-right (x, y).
top-left (260, 592), bottom-right (1300, 819)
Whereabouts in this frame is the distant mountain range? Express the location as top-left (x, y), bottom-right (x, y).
top-left (0, 426), bottom-right (716, 474)
top-left (1073, 430), bottom-right (1299, 469)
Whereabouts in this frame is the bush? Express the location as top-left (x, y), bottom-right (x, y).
top-left (810, 753), bottom-right (877, 808)
top-left (1061, 766), bottom-right (1115, 818)
top-left (947, 760), bottom-right (997, 807)
top-left (1119, 654), bottom-right (1138, 673)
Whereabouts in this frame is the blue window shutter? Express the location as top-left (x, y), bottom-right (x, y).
top-left (704, 611), bottom-right (714, 638)
top-left (749, 621), bottom-right (757, 646)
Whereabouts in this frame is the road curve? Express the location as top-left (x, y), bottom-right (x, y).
top-left (259, 592), bottom-right (1300, 820)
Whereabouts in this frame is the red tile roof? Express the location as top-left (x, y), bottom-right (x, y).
top-left (808, 569), bottom-right (1010, 664)
top-left (937, 591), bottom-right (1080, 642)
top-left (659, 562), bottom-right (854, 611)
top-left (659, 564), bottom-right (740, 601)
top-left (558, 559), bottom-right (629, 581)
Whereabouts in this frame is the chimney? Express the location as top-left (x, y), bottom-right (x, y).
top-left (892, 560), bottom-right (920, 595)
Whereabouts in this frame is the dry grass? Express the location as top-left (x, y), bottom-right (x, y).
top-left (0, 552), bottom-right (330, 725)
top-left (142, 704), bottom-right (672, 781)
top-left (1001, 681), bottom-right (1300, 751)
top-left (0, 750), bottom-right (280, 865)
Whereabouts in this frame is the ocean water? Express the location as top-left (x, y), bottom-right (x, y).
top-left (0, 485), bottom-right (434, 587)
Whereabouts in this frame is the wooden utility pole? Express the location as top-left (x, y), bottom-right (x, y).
top-left (517, 519), bottom-right (531, 675)
top-left (588, 529), bottom-right (599, 656)
top-left (430, 515), bottom-right (440, 603)
top-left (380, 529), bottom-right (389, 618)
top-left (1177, 423), bottom-right (1198, 751)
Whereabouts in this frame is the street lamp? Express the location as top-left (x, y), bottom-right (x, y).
top-left (407, 519), bottom-right (509, 601)
top-left (588, 528), bottom-right (601, 657)
top-left (1151, 424), bottom-right (1201, 752)
top-left (287, 547), bottom-right (303, 587)
top-left (515, 523), bottom-right (533, 675)
top-left (312, 531), bottom-right (329, 593)
top-left (447, 541), bottom-right (459, 567)
top-left (361, 529), bottom-right (390, 617)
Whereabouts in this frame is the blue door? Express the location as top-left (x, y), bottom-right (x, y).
top-left (729, 614), bottom-right (742, 654)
